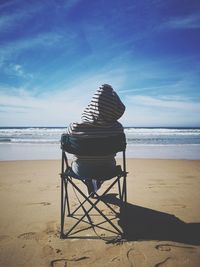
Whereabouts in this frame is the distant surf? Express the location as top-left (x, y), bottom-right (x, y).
top-left (0, 127), bottom-right (200, 145)
top-left (0, 127), bottom-right (200, 160)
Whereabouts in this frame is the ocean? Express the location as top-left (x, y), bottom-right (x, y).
top-left (0, 127), bottom-right (200, 160)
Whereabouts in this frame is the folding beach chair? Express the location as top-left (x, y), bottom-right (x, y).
top-left (60, 133), bottom-right (127, 239)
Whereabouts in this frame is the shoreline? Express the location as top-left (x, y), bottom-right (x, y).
top-left (0, 142), bottom-right (200, 161)
top-left (0, 158), bottom-right (200, 162)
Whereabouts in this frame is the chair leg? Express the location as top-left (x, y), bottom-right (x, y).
top-left (117, 177), bottom-right (122, 201)
top-left (64, 180), bottom-right (71, 216)
top-left (60, 177), bottom-right (65, 238)
top-left (122, 175), bottom-right (127, 203)
top-left (60, 152), bottom-right (66, 238)
top-left (60, 175), bottom-right (72, 238)
top-left (85, 179), bottom-right (95, 197)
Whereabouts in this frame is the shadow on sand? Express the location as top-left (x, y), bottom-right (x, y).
top-left (101, 194), bottom-right (200, 245)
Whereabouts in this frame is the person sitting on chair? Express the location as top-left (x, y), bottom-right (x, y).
top-left (66, 84), bottom-right (125, 195)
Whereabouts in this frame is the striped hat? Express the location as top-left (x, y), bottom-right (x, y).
top-left (81, 84), bottom-right (125, 124)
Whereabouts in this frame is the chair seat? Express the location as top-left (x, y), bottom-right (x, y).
top-left (61, 133), bottom-right (126, 156)
top-left (65, 165), bottom-right (124, 181)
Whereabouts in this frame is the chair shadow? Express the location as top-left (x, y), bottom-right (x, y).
top-left (100, 194), bottom-right (200, 245)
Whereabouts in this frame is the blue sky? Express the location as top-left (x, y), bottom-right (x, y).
top-left (0, 0), bottom-right (200, 127)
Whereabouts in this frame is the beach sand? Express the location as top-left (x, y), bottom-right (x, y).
top-left (0, 159), bottom-right (200, 266)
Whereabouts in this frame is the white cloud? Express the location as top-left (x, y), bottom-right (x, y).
top-left (160, 13), bottom-right (200, 30)
top-left (1, 32), bottom-right (64, 54)
top-left (4, 63), bottom-right (33, 79)
top-left (0, 0), bottom-right (83, 34)
top-left (0, 11), bottom-right (26, 32)
top-left (1, 54), bottom-right (199, 127)
top-left (0, 2), bottom-right (44, 33)
top-left (0, 85), bottom-right (84, 126)
top-left (0, 31), bottom-right (67, 68)
top-left (120, 94), bottom-right (200, 127)
top-left (0, 0), bottom-right (78, 66)
top-left (0, 68), bottom-right (126, 126)
top-left (1, 88), bottom-right (200, 127)
top-left (128, 95), bottom-right (200, 111)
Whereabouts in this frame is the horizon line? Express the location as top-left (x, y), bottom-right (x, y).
top-left (0, 125), bottom-right (200, 129)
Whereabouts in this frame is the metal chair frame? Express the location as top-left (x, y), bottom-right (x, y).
top-left (60, 136), bottom-right (127, 239)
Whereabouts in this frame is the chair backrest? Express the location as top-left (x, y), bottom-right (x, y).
top-left (61, 133), bottom-right (126, 156)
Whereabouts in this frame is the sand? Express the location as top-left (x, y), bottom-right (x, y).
top-left (0, 159), bottom-right (200, 267)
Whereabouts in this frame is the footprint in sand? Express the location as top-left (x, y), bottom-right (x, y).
top-left (155, 244), bottom-right (196, 252)
top-left (50, 259), bottom-right (68, 267)
top-left (50, 256), bottom-right (89, 267)
top-left (40, 201), bottom-right (51, 206)
top-left (155, 244), bottom-right (198, 267)
top-left (155, 257), bottom-right (171, 267)
top-left (28, 202), bottom-right (51, 206)
top-left (110, 256), bottom-right (120, 263)
top-left (127, 248), bottom-right (146, 267)
top-left (17, 232), bottom-right (39, 241)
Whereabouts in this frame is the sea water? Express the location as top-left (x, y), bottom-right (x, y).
top-left (0, 127), bottom-right (200, 160)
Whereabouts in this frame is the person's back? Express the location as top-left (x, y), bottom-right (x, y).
top-left (66, 84), bottom-right (125, 193)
